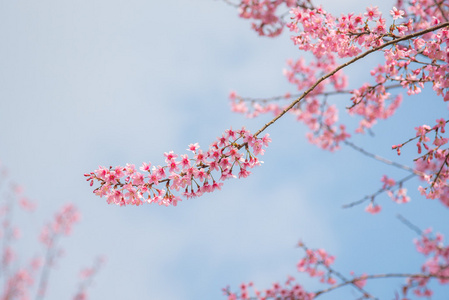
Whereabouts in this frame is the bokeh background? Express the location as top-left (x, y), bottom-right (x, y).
top-left (0, 0), bottom-right (448, 299)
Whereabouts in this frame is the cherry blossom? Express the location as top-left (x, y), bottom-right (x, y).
top-left (390, 6), bottom-right (405, 20)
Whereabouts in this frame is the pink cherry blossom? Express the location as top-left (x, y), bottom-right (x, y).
top-left (365, 202), bottom-right (382, 214)
top-left (187, 143), bottom-right (199, 153)
top-left (365, 6), bottom-right (381, 21)
top-left (390, 7), bottom-right (405, 20)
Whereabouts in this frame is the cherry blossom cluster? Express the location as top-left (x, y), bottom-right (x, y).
top-left (225, 234), bottom-right (449, 299)
top-left (233, 0), bottom-right (312, 37)
top-left (39, 204), bottom-right (80, 248)
top-left (222, 276), bottom-right (313, 300)
top-left (415, 152), bottom-right (449, 207)
top-left (349, 272), bottom-right (368, 289)
top-left (296, 243), bottom-right (336, 285)
top-left (390, 119), bottom-right (449, 207)
top-left (349, 84), bottom-right (403, 134)
top-left (224, 242), bottom-right (374, 299)
top-left (395, 0), bottom-right (449, 31)
top-left (287, 5), bottom-right (409, 57)
top-left (364, 175), bottom-right (412, 214)
top-left (364, 202), bottom-right (382, 214)
top-left (86, 127), bottom-right (271, 207)
top-left (230, 1), bottom-right (449, 136)
top-left (0, 162), bottom-right (100, 300)
top-left (401, 228), bottom-right (449, 298)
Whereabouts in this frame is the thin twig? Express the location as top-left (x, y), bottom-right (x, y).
top-left (397, 120), bottom-right (449, 149)
top-left (431, 151), bottom-right (449, 188)
top-left (342, 173), bottom-right (415, 209)
top-left (221, 0), bottom-right (238, 8)
top-left (343, 140), bottom-right (423, 175)
top-left (236, 84), bottom-right (403, 104)
top-left (396, 214), bottom-right (423, 236)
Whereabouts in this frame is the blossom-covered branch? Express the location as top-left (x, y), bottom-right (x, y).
top-left (86, 128), bottom-right (271, 206)
top-left (225, 234), bottom-right (449, 299)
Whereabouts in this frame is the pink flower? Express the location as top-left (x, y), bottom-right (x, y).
top-left (155, 166), bottom-right (166, 178)
top-left (212, 181), bottom-right (223, 191)
top-left (218, 135), bottom-right (228, 147)
top-left (131, 172), bottom-right (144, 185)
top-left (219, 157), bottom-right (231, 170)
top-left (238, 168), bottom-right (251, 178)
top-left (252, 141), bottom-right (265, 155)
top-left (262, 134), bottom-right (272, 147)
top-left (354, 274), bottom-right (367, 288)
top-left (164, 151), bottom-right (178, 163)
top-left (364, 6), bottom-right (380, 21)
top-left (381, 175), bottom-right (395, 188)
top-left (195, 168), bottom-right (208, 182)
top-left (180, 154), bottom-right (191, 169)
top-left (168, 160), bottom-right (180, 173)
top-left (415, 125), bottom-right (431, 141)
top-left (139, 162), bottom-right (151, 172)
top-left (194, 150), bottom-right (207, 164)
top-left (374, 18), bottom-right (386, 34)
top-left (187, 143), bottom-right (199, 153)
top-left (94, 166), bottom-right (108, 180)
top-left (148, 171), bottom-right (161, 185)
top-left (124, 164), bottom-right (136, 176)
top-left (225, 127), bottom-right (237, 139)
top-left (434, 118), bottom-right (446, 133)
top-left (389, 7), bottom-right (404, 20)
top-left (365, 203), bottom-right (381, 214)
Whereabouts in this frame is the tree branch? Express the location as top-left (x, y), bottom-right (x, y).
top-left (314, 273), bottom-right (449, 298)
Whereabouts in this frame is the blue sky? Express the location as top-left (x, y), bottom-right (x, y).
top-left (0, 0), bottom-right (448, 299)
